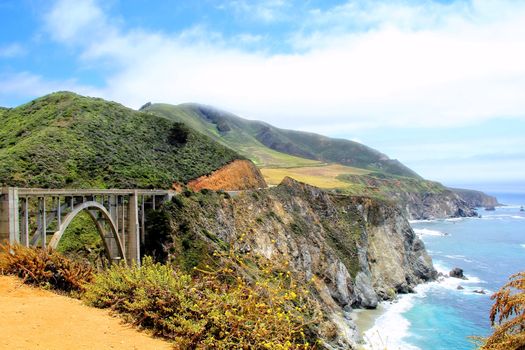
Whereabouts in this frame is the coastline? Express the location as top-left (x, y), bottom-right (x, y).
top-left (354, 218), bottom-right (473, 350)
top-left (351, 304), bottom-right (387, 348)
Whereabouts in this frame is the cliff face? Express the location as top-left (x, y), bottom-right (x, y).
top-left (339, 174), bottom-right (479, 220)
top-left (160, 177), bottom-right (436, 347)
top-left (391, 190), bottom-right (478, 220)
top-left (184, 159), bottom-right (267, 191)
top-left (451, 188), bottom-right (499, 208)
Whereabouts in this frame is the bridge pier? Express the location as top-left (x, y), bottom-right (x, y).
top-left (127, 191), bottom-right (140, 264)
top-left (0, 187), bottom-right (19, 244)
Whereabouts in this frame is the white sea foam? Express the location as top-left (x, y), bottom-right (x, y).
top-left (445, 217), bottom-right (463, 222)
top-left (521, 244), bottom-right (525, 249)
top-left (362, 294), bottom-right (421, 350)
top-left (444, 254), bottom-right (473, 263)
top-left (500, 205), bottom-right (523, 209)
top-left (362, 262), bottom-right (489, 349)
top-left (409, 219), bottom-right (437, 224)
top-left (414, 228), bottom-right (448, 237)
top-left (481, 214), bottom-right (525, 220)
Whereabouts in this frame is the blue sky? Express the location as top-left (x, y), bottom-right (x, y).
top-left (1, 0), bottom-right (524, 192)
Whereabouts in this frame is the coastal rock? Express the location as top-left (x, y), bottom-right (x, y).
top-left (449, 267), bottom-right (467, 279)
top-left (161, 177), bottom-right (437, 347)
top-left (452, 188), bottom-right (500, 208)
top-left (473, 289), bottom-right (487, 295)
top-left (354, 272), bottom-right (378, 309)
top-left (457, 285), bottom-right (464, 290)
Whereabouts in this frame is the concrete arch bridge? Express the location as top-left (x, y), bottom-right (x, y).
top-left (0, 188), bottom-right (172, 264)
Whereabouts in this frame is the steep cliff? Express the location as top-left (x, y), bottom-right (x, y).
top-left (339, 174), bottom-right (478, 220)
top-left (153, 178), bottom-right (436, 347)
top-left (390, 189), bottom-right (477, 220)
top-left (451, 188), bottom-right (500, 208)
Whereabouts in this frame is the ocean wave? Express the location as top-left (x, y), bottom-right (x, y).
top-left (361, 267), bottom-right (488, 350)
top-left (481, 214), bottom-right (525, 220)
top-left (362, 293), bottom-right (421, 350)
top-left (444, 217), bottom-right (464, 222)
top-left (409, 219), bottom-right (437, 224)
top-left (414, 228), bottom-right (448, 237)
top-left (521, 244), bottom-right (525, 249)
top-left (444, 254), bottom-right (474, 263)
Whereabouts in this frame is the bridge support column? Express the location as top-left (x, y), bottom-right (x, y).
top-left (127, 191), bottom-right (140, 265)
top-left (0, 187), bottom-right (20, 244)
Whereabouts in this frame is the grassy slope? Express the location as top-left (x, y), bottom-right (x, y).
top-left (144, 103), bottom-right (419, 178)
top-left (144, 103), bottom-right (451, 199)
top-left (337, 172), bottom-right (447, 200)
top-left (261, 164), bottom-right (371, 189)
top-left (146, 103), bottom-right (320, 168)
top-left (0, 92), bottom-right (241, 189)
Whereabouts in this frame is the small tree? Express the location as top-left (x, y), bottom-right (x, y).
top-left (477, 272), bottom-right (525, 350)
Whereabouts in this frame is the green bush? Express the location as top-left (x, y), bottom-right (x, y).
top-left (84, 256), bottom-right (321, 349)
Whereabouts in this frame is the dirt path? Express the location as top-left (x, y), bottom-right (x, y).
top-left (0, 276), bottom-right (172, 350)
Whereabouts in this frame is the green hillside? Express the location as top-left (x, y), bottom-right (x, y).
top-left (0, 92), bottom-right (241, 189)
top-left (144, 103), bottom-right (420, 178)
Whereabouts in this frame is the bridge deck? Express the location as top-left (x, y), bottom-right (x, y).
top-left (2, 188), bottom-right (171, 197)
top-left (1, 187), bottom-right (173, 264)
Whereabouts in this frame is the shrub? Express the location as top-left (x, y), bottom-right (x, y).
top-left (475, 272), bottom-right (525, 350)
top-left (84, 256), bottom-right (321, 349)
top-left (0, 244), bottom-right (94, 294)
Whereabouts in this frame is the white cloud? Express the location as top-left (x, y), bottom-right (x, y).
top-left (45, 0), bottom-right (107, 42)
top-left (0, 43), bottom-right (26, 58)
top-left (0, 72), bottom-right (100, 106)
top-left (40, 0), bottom-right (525, 134)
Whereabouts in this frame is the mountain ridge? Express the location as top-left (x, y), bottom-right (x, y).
top-left (143, 102), bottom-right (496, 219)
top-left (143, 103), bottom-right (420, 178)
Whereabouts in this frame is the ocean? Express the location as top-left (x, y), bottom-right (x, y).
top-left (363, 192), bottom-right (525, 350)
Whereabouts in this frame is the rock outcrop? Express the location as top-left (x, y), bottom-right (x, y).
top-left (184, 159), bottom-right (267, 191)
top-left (339, 174), bottom-right (480, 220)
top-left (451, 188), bottom-right (500, 208)
top-left (160, 177), bottom-right (436, 347)
top-left (449, 267), bottom-right (467, 280)
top-left (396, 190), bottom-right (478, 220)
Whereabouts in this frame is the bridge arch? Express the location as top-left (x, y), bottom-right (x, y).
top-left (49, 201), bottom-right (125, 263)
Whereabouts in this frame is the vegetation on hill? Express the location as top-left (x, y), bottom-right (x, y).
top-left (85, 256), bottom-right (323, 349)
top-left (0, 92), bottom-right (241, 189)
top-left (1, 244), bottom-right (327, 349)
top-left (143, 103), bottom-right (420, 177)
top-left (337, 172), bottom-right (446, 198)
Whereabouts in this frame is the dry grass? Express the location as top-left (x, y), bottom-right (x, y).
top-left (0, 244), bottom-right (94, 294)
top-left (261, 163), bottom-right (371, 189)
top-left (474, 272), bottom-right (525, 350)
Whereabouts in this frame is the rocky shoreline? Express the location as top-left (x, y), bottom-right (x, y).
top-left (159, 177), bottom-right (437, 348)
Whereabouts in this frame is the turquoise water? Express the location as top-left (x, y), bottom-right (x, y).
top-left (364, 193), bottom-right (525, 350)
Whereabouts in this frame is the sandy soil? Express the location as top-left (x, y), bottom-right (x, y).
top-left (0, 276), bottom-right (172, 350)
top-left (186, 159), bottom-right (267, 191)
